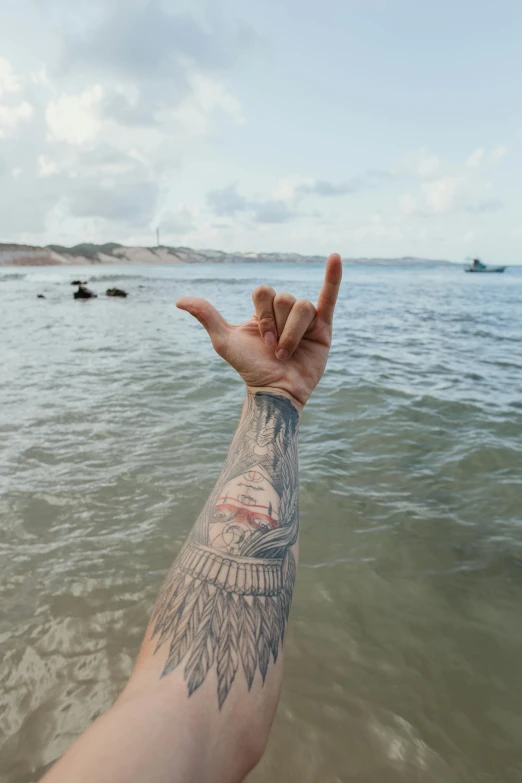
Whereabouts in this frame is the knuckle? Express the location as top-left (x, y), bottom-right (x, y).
top-left (274, 292), bottom-right (296, 308)
top-left (258, 314), bottom-right (275, 329)
top-left (295, 299), bottom-right (315, 317)
top-left (280, 333), bottom-right (298, 351)
top-left (253, 285), bottom-right (275, 303)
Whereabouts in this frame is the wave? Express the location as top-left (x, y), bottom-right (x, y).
top-left (0, 273), bottom-right (26, 281)
top-left (177, 277), bottom-right (257, 285)
top-left (87, 274), bottom-right (156, 282)
top-left (87, 275), bottom-right (256, 285)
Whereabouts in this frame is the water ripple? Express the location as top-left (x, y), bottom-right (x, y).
top-left (1, 263), bottom-right (522, 783)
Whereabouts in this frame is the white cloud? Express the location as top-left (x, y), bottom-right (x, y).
top-left (466, 148), bottom-right (485, 168)
top-left (31, 65), bottom-right (53, 91)
top-left (399, 193), bottom-right (416, 215)
top-left (0, 101), bottom-right (33, 137)
top-left (273, 176), bottom-right (303, 203)
top-left (159, 205), bottom-right (198, 235)
top-left (0, 3), bottom-right (517, 260)
top-left (490, 146), bottom-right (507, 163)
top-left (400, 148), bottom-right (440, 178)
top-left (46, 85), bottom-right (103, 145)
top-left (345, 214), bottom-right (403, 242)
top-left (422, 177), bottom-right (460, 213)
top-left (38, 155), bottom-right (58, 177)
top-left (0, 57), bottom-right (22, 96)
top-left (0, 57), bottom-right (33, 137)
top-left (466, 146), bottom-right (507, 168)
top-left (173, 74), bottom-right (245, 136)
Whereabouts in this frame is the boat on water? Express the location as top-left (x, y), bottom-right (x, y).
top-left (465, 258), bottom-right (506, 273)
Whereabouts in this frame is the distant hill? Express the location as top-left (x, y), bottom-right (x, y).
top-left (0, 242), bottom-right (453, 267)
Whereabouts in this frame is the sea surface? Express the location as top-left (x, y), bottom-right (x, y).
top-left (1, 262), bottom-right (522, 783)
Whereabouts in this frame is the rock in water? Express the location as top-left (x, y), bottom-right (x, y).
top-left (37, 294), bottom-right (46, 299)
top-left (106, 288), bottom-right (128, 298)
top-left (74, 285), bottom-right (97, 299)
top-left (71, 280), bottom-right (87, 285)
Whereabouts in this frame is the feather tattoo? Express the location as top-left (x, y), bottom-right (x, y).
top-left (150, 393), bottom-right (299, 707)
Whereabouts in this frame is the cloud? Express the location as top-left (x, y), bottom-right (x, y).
top-left (46, 85), bottom-right (102, 145)
top-left (466, 147), bottom-right (485, 168)
top-left (0, 57), bottom-right (33, 138)
top-left (366, 169), bottom-right (391, 181)
top-left (466, 146), bottom-right (507, 168)
top-left (58, 1), bottom-right (252, 134)
top-left (419, 174), bottom-right (503, 217)
top-left (0, 101), bottom-right (33, 137)
top-left (490, 146), bottom-right (507, 163)
top-left (61, 2), bottom-right (241, 78)
top-left (173, 74), bottom-right (245, 136)
top-left (207, 168), bottom-right (389, 226)
top-left (38, 155), bottom-right (58, 177)
top-left (395, 143), bottom-right (509, 220)
top-left (344, 214), bottom-right (403, 242)
top-left (0, 165), bottom-right (62, 233)
top-left (422, 177), bottom-right (460, 213)
top-left (38, 7), bottom-right (247, 193)
top-left (399, 193), bottom-right (416, 215)
top-left (66, 175), bottom-right (159, 225)
top-left (75, 144), bottom-right (144, 175)
top-left (100, 88), bottom-right (158, 128)
top-left (207, 184), bottom-right (247, 216)
top-left (296, 178), bottom-right (358, 197)
top-left (0, 6), bottom-right (248, 240)
top-left (251, 200), bottom-right (293, 224)
top-left (273, 175), bottom-right (363, 204)
top-left (400, 148), bottom-right (441, 178)
top-left (0, 57), bottom-right (22, 96)
top-left (159, 207), bottom-right (197, 235)
top-left (207, 184), bottom-right (294, 224)
top-left (466, 198), bottom-right (504, 214)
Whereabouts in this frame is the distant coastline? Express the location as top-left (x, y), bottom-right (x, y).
top-left (0, 242), bottom-right (453, 267)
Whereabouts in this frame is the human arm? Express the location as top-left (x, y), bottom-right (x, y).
top-left (41, 254), bottom-right (342, 783)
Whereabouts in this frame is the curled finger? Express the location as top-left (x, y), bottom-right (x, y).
top-left (273, 292), bottom-right (296, 337)
top-left (276, 299), bottom-right (316, 360)
top-left (252, 285), bottom-right (277, 346)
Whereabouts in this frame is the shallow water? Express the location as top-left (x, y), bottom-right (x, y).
top-left (1, 262), bottom-right (522, 783)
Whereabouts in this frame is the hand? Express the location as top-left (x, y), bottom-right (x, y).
top-left (176, 253), bottom-right (342, 406)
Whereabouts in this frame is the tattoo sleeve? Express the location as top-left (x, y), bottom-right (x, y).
top-left (150, 392), bottom-right (300, 708)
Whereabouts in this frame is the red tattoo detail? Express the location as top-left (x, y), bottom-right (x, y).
top-left (213, 502), bottom-right (279, 530)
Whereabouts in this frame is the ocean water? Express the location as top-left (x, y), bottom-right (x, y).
top-left (1, 262), bottom-right (522, 783)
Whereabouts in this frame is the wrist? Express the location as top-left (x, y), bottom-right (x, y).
top-left (245, 385), bottom-right (304, 415)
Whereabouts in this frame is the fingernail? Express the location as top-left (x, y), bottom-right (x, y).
top-left (264, 331), bottom-right (276, 346)
top-left (276, 348), bottom-right (289, 361)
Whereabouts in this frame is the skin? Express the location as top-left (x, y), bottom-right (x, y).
top-left (176, 253), bottom-right (342, 407)
top-left (41, 253), bottom-right (342, 783)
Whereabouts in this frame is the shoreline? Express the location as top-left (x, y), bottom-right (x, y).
top-left (0, 242), bottom-right (453, 268)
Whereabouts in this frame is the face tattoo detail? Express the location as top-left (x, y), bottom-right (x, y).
top-left (210, 466), bottom-right (280, 555)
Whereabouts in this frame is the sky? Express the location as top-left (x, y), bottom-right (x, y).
top-left (0, 0), bottom-right (521, 262)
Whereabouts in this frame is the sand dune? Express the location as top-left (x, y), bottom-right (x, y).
top-left (0, 242), bottom-right (450, 266)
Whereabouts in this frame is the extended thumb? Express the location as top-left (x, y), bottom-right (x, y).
top-left (176, 297), bottom-right (228, 344)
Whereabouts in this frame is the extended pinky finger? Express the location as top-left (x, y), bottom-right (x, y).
top-left (276, 299), bottom-right (316, 360)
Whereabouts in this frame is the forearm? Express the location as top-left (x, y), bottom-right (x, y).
top-left (43, 389), bottom-right (301, 783)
